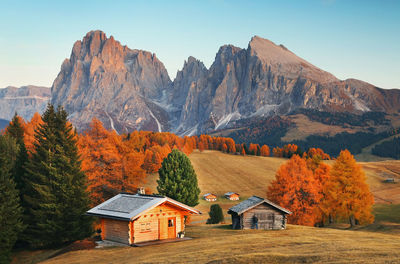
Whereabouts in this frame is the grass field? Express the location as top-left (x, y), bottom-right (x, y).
top-left (12, 150), bottom-right (400, 263)
top-left (41, 224), bottom-right (400, 264)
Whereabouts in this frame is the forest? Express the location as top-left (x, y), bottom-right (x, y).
top-left (372, 137), bottom-right (400, 159)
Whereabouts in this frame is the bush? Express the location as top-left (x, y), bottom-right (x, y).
top-left (207, 204), bottom-right (224, 224)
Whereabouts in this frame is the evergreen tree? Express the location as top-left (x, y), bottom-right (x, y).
top-left (207, 204), bottom-right (224, 224)
top-left (157, 149), bottom-right (200, 206)
top-left (22, 104), bottom-right (92, 248)
top-left (5, 113), bottom-right (29, 195)
top-left (0, 135), bottom-right (24, 264)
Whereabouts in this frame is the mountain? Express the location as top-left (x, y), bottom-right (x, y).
top-left (51, 30), bottom-right (171, 133)
top-left (0, 85), bottom-right (50, 121)
top-left (51, 31), bottom-right (400, 137)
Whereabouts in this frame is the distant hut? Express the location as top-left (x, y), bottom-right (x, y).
top-left (203, 193), bottom-right (217, 202)
top-left (228, 196), bottom-right (291, 230)
top-left (224, 192), bottom-right (240, 201)
top-left (383, 178), bottom-right (395, 183)
top-left (86, 192), bottom-right (201, 245)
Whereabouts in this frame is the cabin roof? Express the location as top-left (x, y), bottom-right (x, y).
top-left (224, 192), bottom-right (239, 196)
top-left (203, 193), bottom-right (216, 197)
top-left (228, 195), bottom-right (291, 215)
top-left (86, 193), bottom-right (201, 221)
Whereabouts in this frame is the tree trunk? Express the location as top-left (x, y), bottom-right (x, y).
top-left (349, 215), bottom-right (355, 227)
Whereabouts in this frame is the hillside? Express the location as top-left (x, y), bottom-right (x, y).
top-left (145, 150), bottom-right (400, 221)
top-left (41, 225), bottom-right (400, 264)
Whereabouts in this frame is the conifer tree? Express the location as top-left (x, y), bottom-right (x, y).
top-left (157, 149), bottom-right (200, 206)
top-left (0, 135), bottom-right (24, 263)
top-left (207, 204), bottom-right (224, 224)
top-left (326, 150), bottom-right (374, 227)
top-left (23, 104), bottom-right (92, 248)
top-left (5, 113), bottom-right (29, 195)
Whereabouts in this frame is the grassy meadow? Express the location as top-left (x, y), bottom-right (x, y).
top-left (12, 150), bottom-right (400, 263)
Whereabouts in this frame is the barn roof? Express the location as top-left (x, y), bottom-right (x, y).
top-left (228, 195), bottom-right (291, 215)
top-left (86, 193), bottom-right (201, 221)
top-left (224, 192), bottom-right (239, 196)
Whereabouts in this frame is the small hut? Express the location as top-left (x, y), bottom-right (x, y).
top-left (224, 192), bottom-right (240, 201)
top-left (228, 196), bottom-right (291, 230)
top-left (203, 193), bottom-right (217, 202)
top-left (86, 193), bottom-right (201, 245)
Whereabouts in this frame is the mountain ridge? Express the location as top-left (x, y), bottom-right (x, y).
top-left (14, 30), bottom-right (398, 137)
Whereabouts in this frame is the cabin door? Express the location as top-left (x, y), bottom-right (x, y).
top-left (167, 217), bottom-right (176, 239)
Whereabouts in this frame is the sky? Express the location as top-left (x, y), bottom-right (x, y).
top-left (0, 0), bottom-right (399, 89)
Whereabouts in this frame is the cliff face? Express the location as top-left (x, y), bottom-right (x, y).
top-left (169, 36), bottom-right (400, 134)
top-left (0, 85), bottom-right (50, 121)
top-left (51, 31), bottom-right (400, 134)
top-left (51, 30), bottom-right (171, 133)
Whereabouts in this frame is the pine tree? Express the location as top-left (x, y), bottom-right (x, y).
top-left (5, 113), bottom-right (29, 196)
top-left (157, 149), bottom-right (200, 206)
top-left (0, 135), bottom-right (24, 264)
top-left (207, 204), bottom-right (224, 224)
top-left (23, 104), bottom-right (92, 248)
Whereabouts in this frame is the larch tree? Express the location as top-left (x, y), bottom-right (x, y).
top-left (267, 155), bottom-right (322, 226)
top-left (0, 135), bottom-right (24, 264)
top-left (22, 104), bottom-right (92, 248)
top-left (326, 150), bottom-right (374, 227)
top-left (260, 145), bottom-right (270, 157)
top-left (157, 149), bottom-right (200, 206)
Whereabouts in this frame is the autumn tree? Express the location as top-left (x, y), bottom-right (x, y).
top-left (326, 150), bottom-right (374, 227)
top-left (157, 149), bottom-right (200, 206)
top-left (267, 155), bottom-right (322, 226)
top-left (260, 145), bottom-right (270, 157)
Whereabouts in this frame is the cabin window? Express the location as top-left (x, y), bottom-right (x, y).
top-left (168, 219), bottom-right (174, 227)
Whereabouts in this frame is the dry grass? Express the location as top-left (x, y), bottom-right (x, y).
top-left (42, 224), bottom-right (400, 264)
top-left (145, 151), bottom-right (400, 218)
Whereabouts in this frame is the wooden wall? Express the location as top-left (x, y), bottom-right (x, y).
top-left (132, 203), bottom-right (185, 244)
top-left (103, 218), bottom-right (130, 244)
top-left (241, 203), bottom-right (286, 230)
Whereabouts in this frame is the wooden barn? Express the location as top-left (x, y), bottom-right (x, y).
top-left (203, 193), bottom-right (217, 202)
top-left (86, 193), bottom-right (201, 245)
top-left (224, 192), bottom-right (240, 201)
top-left (228, 196), bottom-right (291, 230)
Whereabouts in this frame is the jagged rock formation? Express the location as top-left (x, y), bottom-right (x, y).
top-left (0, 85), bottom-right (50, 121)
top-left (169, 36), bottom-right (400, 134)
top-left (51, 31), bottom-right (400, 134)
top-left (51, 30), bottom-right (171, 133)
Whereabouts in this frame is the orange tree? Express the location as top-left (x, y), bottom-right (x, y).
top-left (267, 155), bottom-right (321, 226)
top-left (326, 149), bottom-right (374, 226)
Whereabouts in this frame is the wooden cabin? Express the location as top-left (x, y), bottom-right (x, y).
top-left (203, 193), bottom-right (217, 202)
top-left (228, 196), bottom-right (291, 230)
top-left (224, 192), bottom-right (240, 201)
top-left (86, 193), bottom-right (201, 245)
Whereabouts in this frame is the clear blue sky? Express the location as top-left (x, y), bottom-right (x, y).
top-left (0, 0), bottom-right (399, 89)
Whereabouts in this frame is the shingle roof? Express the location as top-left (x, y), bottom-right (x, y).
top-left (203, 193), bottom-right (216, 197)
top-left (224, 192), bottom-right (239, 196)
top-left (86, 193), bottom-right (201, 220)
top-left (228, 195), bottom-right (291, 215)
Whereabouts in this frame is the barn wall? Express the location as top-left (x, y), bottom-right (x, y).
top-left (241, 203), bottom-right (285, 230)
top-left (103, 218), bottom-right (130, 244)
top-left (133, 203), bottom-right (185, 243)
